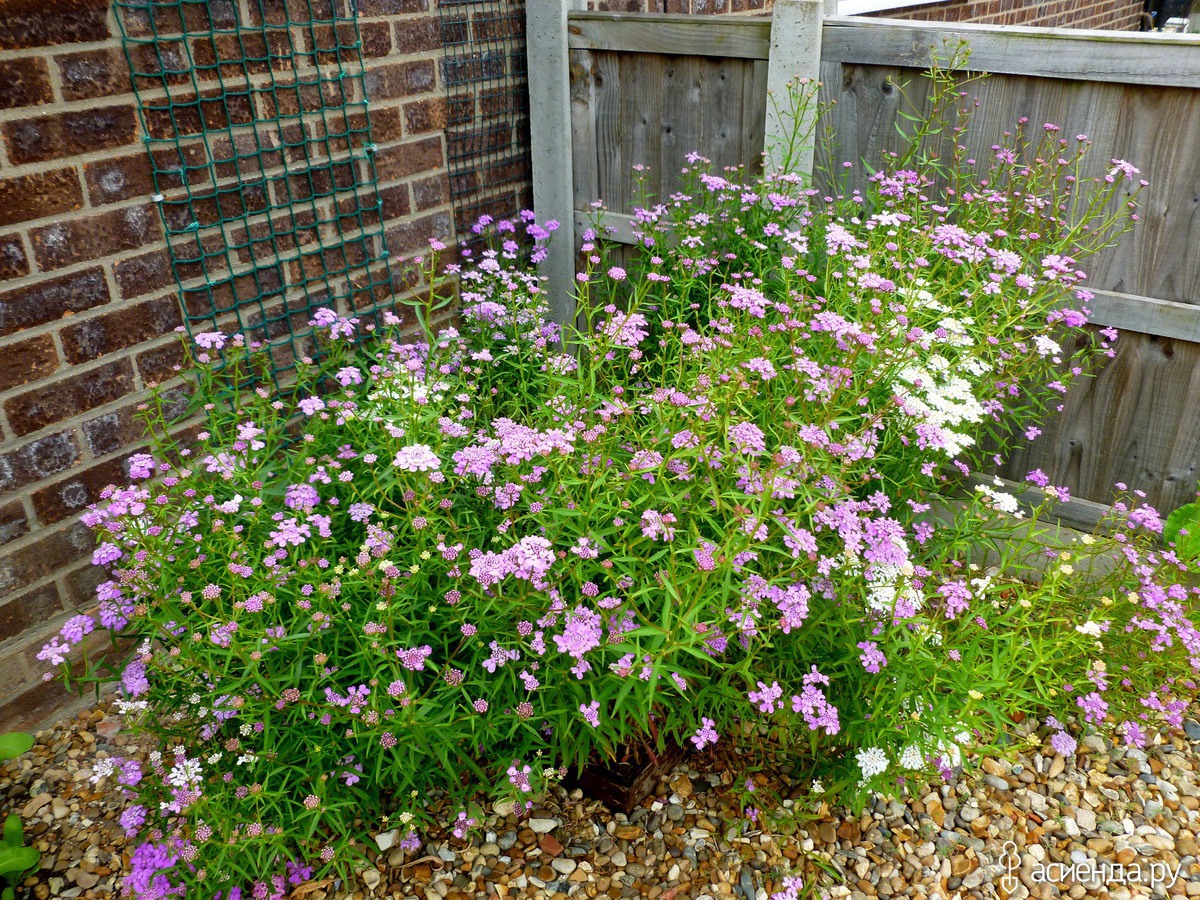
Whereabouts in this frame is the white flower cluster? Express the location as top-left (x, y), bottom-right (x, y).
top-left (895, 354), bottom-right (987, 458)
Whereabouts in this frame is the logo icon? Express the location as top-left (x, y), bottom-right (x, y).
top-left (1000, 841), bottom-right (1020, 893)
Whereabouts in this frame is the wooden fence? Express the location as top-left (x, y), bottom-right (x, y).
top-left (526, 0), bottom-right (1200, 519)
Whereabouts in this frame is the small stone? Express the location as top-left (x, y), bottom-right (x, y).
top-left (610, 851), bottom-right (627, 867)
top-left (1048, 755), bottom-right (1066, 779)
top-left (498, 830), bottom-right (518, 850)
top-left (551, 859), bottom-right (577, 876)
top-left (817, 822), bottom-right (838, 844)
top-left (1184, 720), bottom-right (1200, 742)
top-left (374, 829), bottom-right (398, 851)
top-left (361, 868), bottom-right (382, 891)
top-left (51, 798), bottom-right (69, 819)
top-left (479, 842), bottom-right (500, 857)
top-left (614, 825), bottom-right (643, 841)
top-left (23, 793), bottom-right (52, 817)
top-left (958, 806), bottom-right (982, 823)
top-left (1074, 808), bottom-right (1097, 832)
top-left (493, 799), bottom-right (516, 817)
top-left (540, 834), bottom-right (565, 856)
top-left (529, 817), bottom-right (559, 834)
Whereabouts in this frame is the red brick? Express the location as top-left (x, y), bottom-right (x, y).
top-left (60, 297), bottom-right (183, 365)
top-left (0, 58), bottom-right (53, 110)
top-left (392, 17), bottom-right (440, 53)
top-left (0, 167), bottom-right (84, 229)
top-left (404, 97), bottom-right (448, 135)
top-left (5, 359), bottom-right (135, 436)
top-left (412, 173), bottom-right (450, 212)
top-left (32, 456), bottom-right (130, 526)
top-left (374, 136), bottom-right (445, 182)
top-left (385, 210), bottom-right (454, 255)
top-left (0, 431), bottom-right (82, 494)
top-left (55, 48), bottom-right (129, 101)
top-left (0, 0), bottom-right (110, 50)
top-left (0, 235), bottom-right (29, 280)
top-left (0, 334), bottom-right (58, 393)
top-left (84, 153), bottom-right (156, 207)
top-left (377, 183), bottom-right (412, 221)
top-left (136, 345), bottom-right (190, 388)
top-left (81, 406), bottom-right (142, 458)
top-left (0, 501), bottom-right (31, 548)
top-left (31, 204), bottom-right (159, 271)
top-left (0, 522), bottom-right (92, 596)
top-left (3, 105), bottom-right (137, 166)
top-left (113, 249), bottom-right (174, 300)
top-left (364, 60), bottom-right (437, 101)
top-left (0, 268), bottom-right (109, 338)
top-left (0, 678), bottom-right (75, 736)
top-left (358, 0), bottom-right (427, 14)
top-left (0, 584), bottom-right (63, 645)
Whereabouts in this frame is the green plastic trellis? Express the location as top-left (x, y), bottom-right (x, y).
top-left (115, 0), bottom-right (396, 386)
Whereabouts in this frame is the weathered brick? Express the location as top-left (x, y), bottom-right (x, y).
top-left (31, 204), bottom-right (159, 272)
top-left (3, 105), bottom-right (137, 166)
top-left (0, 522), bottom-right (92, 596)
top-left (0, 501), bottom-right (31, 548)
top-left (377, 183), bottom-right (412, 221)
top-left (113, 249), bottom-right (174, 300)
top-left (63, 562), bottom-right (108, 609)
top-left (0, 678), bottom-right (75, 735)
top-left (55, 48), bottom-right (129, 101)
top-left (0, 431), bottom-right (81, 494)
top-left (0, 584), bottom-right (63, 645)
top-left (60, 297), bottom-right (182, 365)
top-left (385, 211), bottom-right (453, 255)
top-left (0, 235), bottom-right (29, 280)
top-left (358, 0), bottom-right (427, 14)
top-left (364, 60), bottom-right (437, 101)
top-left (0, 334), bottom-right (58, 393)
top-left (0, 58), bottom-right (53, 110)
top-left (0, 267), bottom-right (109, 337)
top-left (5, 359), bottom-right (135, 437)
top-left (0, 167), bottom-right (84, 229)
top-left (392, 17), bottom-right (440, 54)
top-left (84, 153), bottom-right (157, 207)
top-left (373, 136), bottom-right (444, 182)
top-left (404, 97), bottom-right (448, 136)
top-left (136, 343), bottom-right (189, 387)
top-left (81, 407), bottom-right (141, 459)
top-left (33, 456), bottom-right (130, 526)
top-left (0, 0), bottom-right (110, 50)
top-left (412, 173), bottom-right (450, 212)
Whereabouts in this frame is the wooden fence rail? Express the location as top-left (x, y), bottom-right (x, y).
top-left (527, 1), bottom-right (1200, 515)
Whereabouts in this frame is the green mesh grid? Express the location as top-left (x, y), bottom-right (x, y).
top-left (438, 0), bottom-right (533, 249)
top-left (115, 0), bottom-right (396, 386)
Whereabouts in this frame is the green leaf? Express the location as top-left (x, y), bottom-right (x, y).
top-left (0, 845), bottom-right (39, 877)
top-left (2, 815), bottom-right (21, 849)
top-left (0, 734), bottom-right (32, 762)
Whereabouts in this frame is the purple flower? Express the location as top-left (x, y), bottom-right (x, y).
top-left (728, 421), bottom-right (766, 456)
top-left (580, 700), bottom-right (600, 728)
top-left (60, 614), bottom-right (95, 645)
top-left (1050, 730), bottom-right (1077, 756)
top-left (857, 640), bottom-right (888, 674)
top-left (122, 659), bottom-right (150, 697)
top-left (393, 444), bottom-right (440, 473)
top-left (298, 397), bottom-right (326, 415)
top-left (194, 332), bottom-right (226, 350)
top-left (691, 717), bottom-right (719, 750)
top-left (553, 607), bottom-right (603, 660)
top-left (120, 804), bottom-right (147, 837)
top-left (93, 543), bottom-right (123, 567)
top-left (127, 453), bottom-right (156, 480)
top-left (748, 680), bottom-right (783, 714)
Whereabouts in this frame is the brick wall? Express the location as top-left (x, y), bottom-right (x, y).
top-left (0, 0), bottom-right (453, 731)
top-left (869, 0), bottom-right (1143, 29)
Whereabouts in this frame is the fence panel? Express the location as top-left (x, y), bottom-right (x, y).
top-left (533, 4), bottom-right (1200, 514)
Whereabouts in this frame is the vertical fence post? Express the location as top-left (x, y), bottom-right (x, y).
top-left (763, 0), bottom-right (825, 181)
top-left (527, 0), bottom-right (582, 328)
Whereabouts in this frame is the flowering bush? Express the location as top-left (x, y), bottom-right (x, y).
top-left (45, 75), bottom-right (1199, 897)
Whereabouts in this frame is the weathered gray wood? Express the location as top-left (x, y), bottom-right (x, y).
top-left (567, 13), bottom-right (772, 59)
top-left (764, 0), bottom-right (824, 178)
top-left (528, 0), bottom-right (584, 327)
top-left (1088, 291), bottom-right (1200, 343)
top-left (820, 16), bottom-right (1200, 89)
top-left (570, 49), bottom-right (599, 216)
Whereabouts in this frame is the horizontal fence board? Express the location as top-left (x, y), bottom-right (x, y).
top-left (820, 16), bottom-right (1200, 88)
top-left (1089, 291), bottom-right (1200, 343)
top-left (567, 12), bottom-right (772, 59)
top-left (996, 328), bottom-right (1200, 515)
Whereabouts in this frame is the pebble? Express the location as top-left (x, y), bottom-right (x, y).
top-left (8, 697), bottom-right (1200, 900)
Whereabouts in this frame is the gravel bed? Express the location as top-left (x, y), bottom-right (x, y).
top-left (4, 700), bottom-right (1200, 899)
